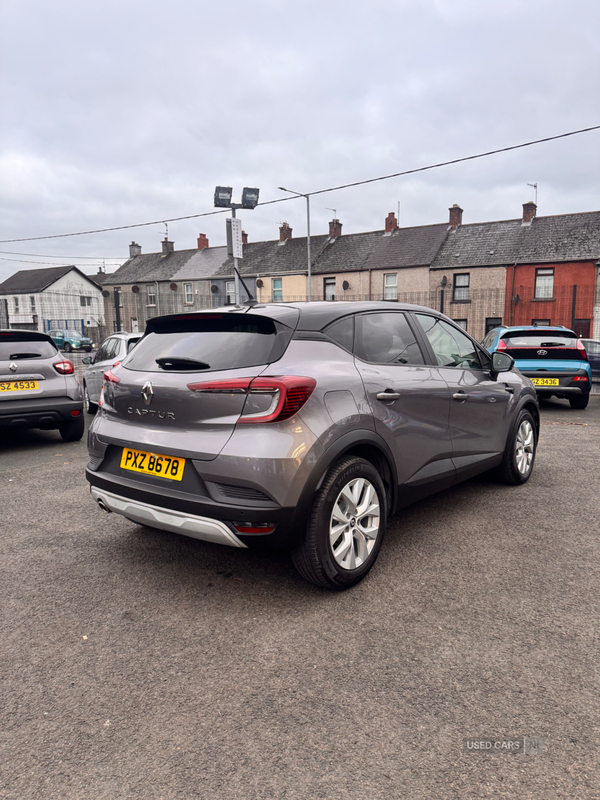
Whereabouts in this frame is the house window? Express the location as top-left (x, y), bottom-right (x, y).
top-left (184, 283), bottom-right (193, 304)
top-left (485, 317), bottom-right (502, 334)
top-left (534, 268), bottom-right (554, 299)
top-left (324, 277), bottom-right (336, 301)
top-left (453, 273), bottom-right (470, 301)
top-left (272, 278), bottom-right (283, 302)
top-left (80, 296), bottom-right (92, 307)
top-left (30, 296), bottom-right (36, 311)
top-left (453, 319), bottom-right (468, 330)
top-left (384, 273), bottom-right (397, 300)
top-left (225, 281), bottom-right (235, 304)
top-left (146, 284), bottom-right (156, 306)
top-left (14, 297), bottom-right (19, 312)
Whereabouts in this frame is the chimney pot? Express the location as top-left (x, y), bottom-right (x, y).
top-left (279, 222), bottom-right (292, 242)
top-left (129, 241), bottom-right (142, 258)
top-left (197, 233), bottom-right (209, 250)
top-left (329, 218), bottom-right (343, 239)
top-left (522, 201), bottom-right (537, 225)
top-left (449, 204), bottom-right (463, 229)
top-left (385, 212), bottom-right (398, 232)
top-left (242, 231), bottom-right (248, 245)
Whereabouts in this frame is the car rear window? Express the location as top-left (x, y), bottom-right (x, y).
top-left (124, 314), bottom-right (292, 372)
top-left (0, 333), bottom-right (57, 360)
top-left (501, 331), bottom-right (577, 347)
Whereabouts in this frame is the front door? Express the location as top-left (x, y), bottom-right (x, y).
top-left (412, 313), bottom-right (512, 479)
top-left (573, 319), bottom-right (590, 339)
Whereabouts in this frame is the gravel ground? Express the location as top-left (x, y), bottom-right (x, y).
top-left (1, 395), bottom-right (599, 799)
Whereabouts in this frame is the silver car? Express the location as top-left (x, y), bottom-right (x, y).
top-left (0, 329), bottom-right (84, 441)
top-left (86, 302), bottom-right (539, 589)
top-left (82, 331), bottom-right (141, 413)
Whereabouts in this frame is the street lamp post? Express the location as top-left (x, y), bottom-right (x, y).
top-left (214, 186), bottom-right (260, 305)
top-left (278, 187), bottom-right (311, 302)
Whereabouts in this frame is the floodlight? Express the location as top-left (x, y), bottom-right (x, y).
top-left (241, 187), bottom-right (260, 209)
top-left (214, 186), bottom-right (233, 207)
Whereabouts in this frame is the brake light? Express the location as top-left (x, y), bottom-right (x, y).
top-left (572, 376), bottom-right (589, 382)
top-left (233, 522), bottom-right (276, 534)
top-left (496, 339), bottom-right (507, 350)
top-left (54, 360), bottom-right (75, 375)
top-left (103, 370), bottom-right (121, 384)
top-left (188, 375), bottom-right (317, 423)
top-left (576, 339), bottom-right (588, 360)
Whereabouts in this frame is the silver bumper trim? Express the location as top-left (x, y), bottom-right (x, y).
top-left (90, 487), bottom-right (247, 548)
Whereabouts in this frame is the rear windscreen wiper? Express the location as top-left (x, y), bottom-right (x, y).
top-left (540, 341), bottom-right (570, 347)
top-left (9, 352), bottom-right (42, 359)
top-left (155, 357), bottom-right (211, 370)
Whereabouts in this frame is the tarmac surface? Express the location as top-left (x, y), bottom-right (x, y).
top-left (1, 394), bottom-right (599, 799)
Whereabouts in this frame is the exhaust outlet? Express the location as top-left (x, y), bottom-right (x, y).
top-left (97, 498), bottom-right (111, 513)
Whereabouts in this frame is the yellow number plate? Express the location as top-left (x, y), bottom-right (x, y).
top-left (120, 448), bottom-right (185, 481)
top-left (0, 380), bottom-right (39, 392)
top-left (531, 378), bottom-right (559, 386)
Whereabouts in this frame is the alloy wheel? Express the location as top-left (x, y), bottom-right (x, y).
top-left (515, 419), bottom-right (535, 474)
top-left (329, 478), bottom-right (381, 570)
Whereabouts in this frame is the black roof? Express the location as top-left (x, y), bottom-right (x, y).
top-left (0, 265), bottom-right (97, 294)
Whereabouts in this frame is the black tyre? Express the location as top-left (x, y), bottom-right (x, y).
top-left (59, 414), bottom-right (85, 442)
top-left (569, 393), bottom-right (589, 409)
top-left (63, 343), bottom-right (72, 353)
top-left (83, 383), bottom-right (97, 415)
top-left (497, 408), bottom-right (537, 485)
top-left (291, 456), bottom-right (387, 590)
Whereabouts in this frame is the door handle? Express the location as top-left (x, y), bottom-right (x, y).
top-left (452, 391), bottom-right (467, 402)
top-left (376, 391), bottom-right (400, 402)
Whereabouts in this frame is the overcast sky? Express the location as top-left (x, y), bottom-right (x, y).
top-left (1, 0), bottom-right (599, 282)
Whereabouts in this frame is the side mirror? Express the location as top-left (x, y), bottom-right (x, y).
top-left (82, 356), bottom-right (92, 365)
top-left (491, 351), bottom-right (514, 374)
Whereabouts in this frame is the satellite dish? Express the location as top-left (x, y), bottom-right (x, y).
top-left (342, 280), bottom-right (350, 291)
top-left (170, 283), bottom-right (177, 291)
top-left (102, 290), bottom-right (110, 297)
top-left (256, 279), bottom-right (264, 288)
top-left (131, 285), bottom-right (139, 293)
top-left (210, 285), bottom-right (219, 293)
top-left (441, 275), bottom-right (448, 287)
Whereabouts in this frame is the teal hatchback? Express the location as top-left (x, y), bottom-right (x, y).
top-left (481, 325), bottom-right (592, 409)
top-left (48, 329), bottom-right (94, 353)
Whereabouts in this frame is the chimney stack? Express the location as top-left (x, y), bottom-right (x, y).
top-left (279, 222), bottom-right (292, 242)
top-left (385, 212), bottom-right (398, 233)
top-left (161, 238), bottom-right (174, 256)
top-left (522, 201), bottom-right (537, 225)
top-left (129, 241), bottom-right (142, 258)
top-left (242, 231), bottom-right (248, 245)
top-left (449, 204), bottom-right (463, 229)
top-left (329, 218), bottom-right (343, 239)
top-left (197, 233), bottom-right (209, 250)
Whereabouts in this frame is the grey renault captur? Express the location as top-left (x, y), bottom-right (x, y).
top-left (86, 302), bottom-right (539, 590)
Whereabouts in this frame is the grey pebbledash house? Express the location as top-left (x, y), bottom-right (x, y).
top-left (0, 265), bottom-right (106, 336)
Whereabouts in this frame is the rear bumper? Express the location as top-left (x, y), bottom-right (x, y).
top-left (0, 396), bottom-right (83, 430)
top-left (85, 468), bottom-right (305, 549)
top-left (520, 369), bottom-right (591, 397)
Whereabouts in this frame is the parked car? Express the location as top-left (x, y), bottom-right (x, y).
top-left (86, 303), bottom-right (539, 590)
top-left (481, 325), bottom-right (592, 409)
top-left (580, 339), bottom-right (600, 376)
top-left (0, 329), bottom-right (84, 441)
top-left (48, 329), bottom-right (94, 353)
top-left (82, 331), bottom-right (142, 413)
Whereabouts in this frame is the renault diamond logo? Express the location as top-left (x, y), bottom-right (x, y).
top-left (9, 362), bottom-right (18, 372)
top-left (141, 381), bottom-right (153, 406)
top-left (537, 349), bottom-right (548, 356)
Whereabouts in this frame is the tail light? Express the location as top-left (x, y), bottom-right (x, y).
top-left (188, 375), bottom-right (317, 423)
top-left (54, 360), bottom-right (75, 374)
top-left (572, 376), bottom-right (589, 382)
top-left (103, 370), bottom-right (121, 384)
top-left (576, 339), bottom-right (588, 360)
top-left (496, 339), bottom-right (507, 350)
top-left (233, 522), bottom-right (276, 534)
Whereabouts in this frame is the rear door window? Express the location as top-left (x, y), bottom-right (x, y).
top-left (354, 312), bottom-right (424, 365)
top-left (124, 314), bottom-right (293, 373)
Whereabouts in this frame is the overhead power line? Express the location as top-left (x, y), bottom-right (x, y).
top-left (1, 124), bottom-right (599, 245)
